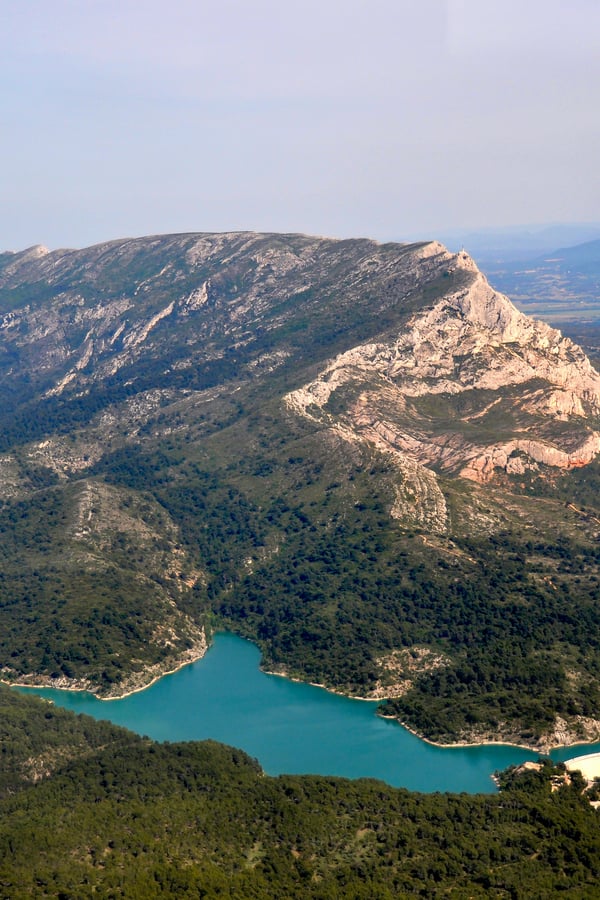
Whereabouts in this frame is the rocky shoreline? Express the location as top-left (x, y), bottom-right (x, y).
top-left (6, 637), bottom-right (600, 756)
top-left (380, 713), bottom-right (600, 754)
top-left (2, 631), bottom-right (208, 701)
top-left (263, 663), bottom-right (600, 753)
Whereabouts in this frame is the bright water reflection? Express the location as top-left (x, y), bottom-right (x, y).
top-left (18, 633), bottom-right (593, 793)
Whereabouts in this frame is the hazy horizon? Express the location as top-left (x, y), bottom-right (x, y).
top-left (3, 0), bottom-right (599, 251)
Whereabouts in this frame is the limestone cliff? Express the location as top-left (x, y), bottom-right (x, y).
top-left (286, 242), bottom-right (600, 485)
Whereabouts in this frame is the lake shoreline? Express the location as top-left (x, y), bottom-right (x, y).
top-left (101, 634), bottom-right (208, 701)
top-left (7, 632), bottom-right (599, 793)
top-left (3, 632), bottom-right (208, 702)
top-left (261, 665), bottom-right (596, 755)
top-left (266, 676), bottom-right (541, 753)
top-left (376, 713), bottom-right (544, 754)
top-left (7, 633), bottom-right (600, 757)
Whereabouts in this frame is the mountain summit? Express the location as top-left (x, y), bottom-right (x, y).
top-left (1, 232), bottom-right (598, 484)
top-left (286, 241), bottom-right (600, 486)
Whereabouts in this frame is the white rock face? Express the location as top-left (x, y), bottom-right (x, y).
top-left (338, 252), bottom-right (600, 405)
top-left (286, 243), bottom-right (600, 486)
top-left (183, 280), bottom-right (210, 311)
top-left (123, 301), bottom-right (175, 348)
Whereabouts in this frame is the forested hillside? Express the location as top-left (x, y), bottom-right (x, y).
top-left (1, 686), bottom-right (599, 898)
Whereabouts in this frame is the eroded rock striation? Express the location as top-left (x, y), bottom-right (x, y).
top-left (286, 242), bottom-right (600, 486)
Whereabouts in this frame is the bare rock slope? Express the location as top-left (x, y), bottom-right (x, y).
top-left (286, 241), bottom-right (600, 485)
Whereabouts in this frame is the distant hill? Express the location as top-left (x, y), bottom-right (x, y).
top-left (541, 238), bottom-right (600, 274)
top-left (479, 238), bottom-right (600, 328)
top-left (2, 232), bottom-right (600, 748)
top-left (438, 223), bottom-right (600, 265)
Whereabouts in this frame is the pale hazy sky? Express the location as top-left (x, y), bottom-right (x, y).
top-left (2, 0), bottom-right (599, 250)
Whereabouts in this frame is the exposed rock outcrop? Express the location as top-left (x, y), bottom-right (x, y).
top-left (286, 243), bottom-right (600, 486)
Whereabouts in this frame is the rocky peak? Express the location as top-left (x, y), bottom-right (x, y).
top-left (2, 232), bottom-right (600, 490)
top-left (286, 242), bottom-right (600, 485)
top-left (0, 244), bottom-right (50, 281)
top-left (392, 248), bottom-right (600, 404)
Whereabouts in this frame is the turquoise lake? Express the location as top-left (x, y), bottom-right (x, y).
top-left (16, 632), bottom-right (600, 793)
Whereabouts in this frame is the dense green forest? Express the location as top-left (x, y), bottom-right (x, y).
top-left (3, 407), bottom-right (600, 744)
top-left (1, 685), bottom-right (599, 898)
top-left (92, 419), bottom-right (600, 745)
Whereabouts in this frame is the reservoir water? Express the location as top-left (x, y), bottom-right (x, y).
top-left (16, 633), bottom-right (599, 793)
